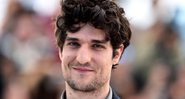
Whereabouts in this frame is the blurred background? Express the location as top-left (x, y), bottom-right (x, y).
top-left (0, 0), bottom-right (185, 99)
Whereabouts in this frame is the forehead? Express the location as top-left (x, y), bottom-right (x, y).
top-left (66, 24), bottom-right (107, 41)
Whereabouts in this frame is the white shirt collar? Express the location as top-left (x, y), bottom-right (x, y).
top-left (106, 87), bottom-right (113, 99)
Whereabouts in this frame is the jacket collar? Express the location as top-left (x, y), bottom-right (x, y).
top-left (112, 89), bottom-right (120, 99)
top-left (60, 87), bottom-right (120, 99)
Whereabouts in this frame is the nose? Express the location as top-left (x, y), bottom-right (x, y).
top-left (76, 45), bottom-right (91, 64)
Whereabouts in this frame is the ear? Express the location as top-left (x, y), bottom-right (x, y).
top-left (112, 44), bottom-right (124, 65)
top-left (58, 49), bottom-right (62, 61)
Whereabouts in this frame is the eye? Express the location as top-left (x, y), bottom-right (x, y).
top-left (92, 44), bottom-right (105, 50)
top-left (67, 42), bottom-right (80, 48)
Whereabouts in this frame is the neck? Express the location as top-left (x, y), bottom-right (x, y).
top-left (65, 82), bottom-right (110, 99)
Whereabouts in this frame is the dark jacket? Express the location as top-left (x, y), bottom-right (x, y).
top-left (60, 90), bottom-right (120, 99)
top-left (112, 90), bottom-right (120, 99)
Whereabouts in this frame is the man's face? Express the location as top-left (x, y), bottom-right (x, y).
top-left (59, 24), bottom-right (123, 92)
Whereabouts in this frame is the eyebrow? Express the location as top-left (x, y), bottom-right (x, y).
top-left (92, 39), bottom-right (108, 44)
top-left (66, 37), bottom-right (79, 41)
top-left (66, 37), bottom-right (108, 44)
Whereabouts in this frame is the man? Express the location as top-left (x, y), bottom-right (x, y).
top-left (55, 0), bottom-right (131, 99)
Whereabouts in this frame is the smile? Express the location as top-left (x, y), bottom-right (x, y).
top-left (72, 67), bottom-right (94, 73)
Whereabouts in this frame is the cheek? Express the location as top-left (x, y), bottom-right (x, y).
top-left (95, 50), bottom-right (114, 65)
top-left (61, 50), bottom-right (75, 65)
top-left (61, 55), bottom-right (72, 79)
top-left (97, 60), bottom-right (112, 82)
top-left (94, 53), bottom-right (113, 73)
top-left (61, 52), bottom-right (72, 71)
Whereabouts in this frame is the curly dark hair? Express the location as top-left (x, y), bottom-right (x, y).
top-left (55, 0), bottom-right (132, 68)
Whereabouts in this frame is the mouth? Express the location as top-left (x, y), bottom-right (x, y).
top-left (72, 67), bottom-right (94, 73)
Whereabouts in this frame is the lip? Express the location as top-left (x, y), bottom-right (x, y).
top-left (72, 67), bottom-right (94, 72)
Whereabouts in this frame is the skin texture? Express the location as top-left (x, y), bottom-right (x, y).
top-left (59, 24), bottom-right (123, 99)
